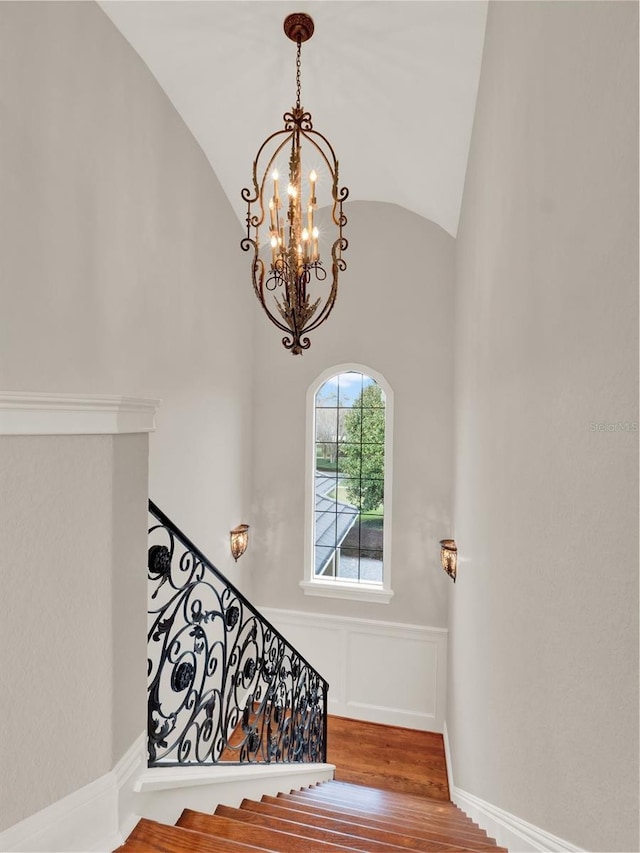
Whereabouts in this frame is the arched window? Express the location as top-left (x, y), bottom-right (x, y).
top-left (301, 366), bottom-right (394, 604)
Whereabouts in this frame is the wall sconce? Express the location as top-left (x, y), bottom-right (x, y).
top-left (230, 524), bottom-right (250, 562)
top-left (440, 539), bottom-right (457, 582)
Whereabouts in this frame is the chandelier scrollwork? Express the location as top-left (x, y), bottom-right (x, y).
top-left (241, 13), bottom-right (348, 355)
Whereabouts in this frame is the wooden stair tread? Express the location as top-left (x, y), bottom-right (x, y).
top-left (216, 803), bottom-right (415, 853)
top-left (115, 817), bottom-right (270, 852)
top-left (273, 793), bottom-right (500, 849)
top-left (259, 796), bottom-right (502, 852)
top-left (310, 784), bottom-right (483, 829)
top-left (242, 798), bottom-right (462, 852)
top-left (178, 808), bottom-right (359, 852)
top-left (320, 781), bottom-right (478, 821)
top-left (302, 786), bottom-right (489, 838)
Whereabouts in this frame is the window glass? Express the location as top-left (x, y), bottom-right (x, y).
top-left (313, 370), bottom-right (385, 583)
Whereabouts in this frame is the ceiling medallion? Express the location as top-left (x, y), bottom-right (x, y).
top-left (241, 13), bottom-right (349, 355)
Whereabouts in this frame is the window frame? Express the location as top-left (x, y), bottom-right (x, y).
top-left (300, 363), bottom-right (395, 604)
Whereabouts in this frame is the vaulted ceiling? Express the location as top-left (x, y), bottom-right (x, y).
top-left (99, 1), bottom-right (487, 237)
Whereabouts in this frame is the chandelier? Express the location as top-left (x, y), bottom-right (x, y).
top-left (241, 13), bottom-right (349, 355)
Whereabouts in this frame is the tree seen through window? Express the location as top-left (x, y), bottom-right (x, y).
top-left (314, 371), bottom-right (385, 582)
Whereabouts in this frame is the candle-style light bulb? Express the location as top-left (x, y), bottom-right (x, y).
top-left (309, 170), bottom-right (317, 184)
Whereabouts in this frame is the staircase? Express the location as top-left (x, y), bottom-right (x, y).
top-left (139, 508), bottom-right (507, 851)
top-left (115, 780), bottom-right (507, 852)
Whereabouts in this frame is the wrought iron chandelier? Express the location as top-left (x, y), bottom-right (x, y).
top-left (242, 13), bottom-right (349, 355)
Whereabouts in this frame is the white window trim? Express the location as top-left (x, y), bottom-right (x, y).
top-left (300, 363), bottom-right (394, 604)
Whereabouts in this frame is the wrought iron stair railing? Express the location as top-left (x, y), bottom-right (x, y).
top-left (147, 500), bottom-right (328, 767)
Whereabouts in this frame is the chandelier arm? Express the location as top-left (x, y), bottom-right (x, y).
top-left (300, 127), bottom-right (350, 203)
top-left (298, 127), bottom-right (350, 229)
top-left (297, 268), bottom-right (339, 335)
top-left (304, 237), bottom-right (348, 332)
top-left (242, 238), bottom-right (293, 337)
top-left (262, 262), bottom-right (314, 342)
top-left (251, 132), bottom-right (297, 235)
top-left (256, 284), bottom-right (298, 338)
top-left (242, 128), bottom-right (296, 208)
top-left (298, 128), bottom-right (339, 185)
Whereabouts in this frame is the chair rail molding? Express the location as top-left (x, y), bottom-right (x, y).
top-left (0, 392), bottom-right (160, 435)
top-left (260, 607), bottom-right (448, 732)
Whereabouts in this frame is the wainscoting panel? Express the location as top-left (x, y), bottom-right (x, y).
top-left (260, 607), bottom-right (448, 732)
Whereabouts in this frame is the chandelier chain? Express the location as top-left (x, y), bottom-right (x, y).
top-left (295, 38), bottom-right (302, 110)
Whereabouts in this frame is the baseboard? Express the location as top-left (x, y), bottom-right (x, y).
top-left (442, 719), bottom-right (454, 797)
top-left (0, 732), bottom-right (146, 852)
top-left (444, 721), bottom-right (584, 853)
top-left (451, 787), bottom-right (585, 853)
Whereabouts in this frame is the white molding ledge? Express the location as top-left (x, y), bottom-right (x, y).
top-left (136, 762), bottom-right (335, 794)
top-left (444, 722), bottom-right (585, 853)
top-left (299, 579), bottom-right (394, 604)
top-left (0, 392), bottom-right (160, 435)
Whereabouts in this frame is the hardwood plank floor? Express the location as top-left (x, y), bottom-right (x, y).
top-left (327, 716), bottom-right (450, 801)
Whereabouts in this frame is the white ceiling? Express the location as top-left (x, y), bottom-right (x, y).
top-left (99, 1), bottom-right (487, 237)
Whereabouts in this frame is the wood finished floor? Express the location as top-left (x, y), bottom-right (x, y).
top-left (326, 715), bottom-right (450, 801)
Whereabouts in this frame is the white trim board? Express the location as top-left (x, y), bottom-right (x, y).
top-left (260, 607), bottom-right (448, 732)
top-left (0, 732), bottom-right (146, 853)
top-left (443, 722), bottom-right (585, 853)
top-left (134, 762), bottom-right (335, 828)
top-left (0, 392), bottom-right (160, 435)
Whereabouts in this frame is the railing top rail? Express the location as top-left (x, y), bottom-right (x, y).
top-left (148, 499), bottom-right (328, 692)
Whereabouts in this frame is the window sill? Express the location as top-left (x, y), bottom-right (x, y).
top-left (299, 579), bottom-right (394, 604)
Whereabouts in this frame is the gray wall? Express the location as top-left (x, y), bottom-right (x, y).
top-left (0, 434), bottom-right (148, 830)
top-left (251, 201), bottom-right (455, 628)
top-left (0, 0), bottom-right (254, 829)
top-left (448, 2), bottom-right (639, 850)
top-left (0, 1), bottom-right (254, 580)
